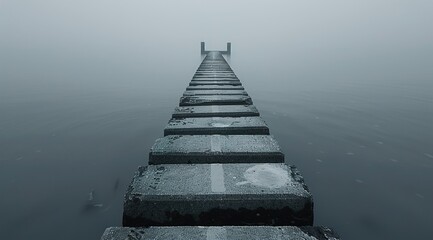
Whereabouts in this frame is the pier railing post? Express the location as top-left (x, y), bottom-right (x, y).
top-left (226, 42), bottom-right (231, 55)
top-left (201, 42), bottom-right (206, 55)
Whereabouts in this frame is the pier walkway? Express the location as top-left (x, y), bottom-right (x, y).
top-left (101, 44), bottom-right (339, 239)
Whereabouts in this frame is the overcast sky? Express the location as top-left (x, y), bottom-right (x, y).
top-left (1, 0), bottom-right (432, 94)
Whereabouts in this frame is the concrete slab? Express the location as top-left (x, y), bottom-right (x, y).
top-left (196, 71), bottom-right (234, 73)
top-left (164, 117), bottom-right (269, 135)
top-left (102, 226), bottom-right (340, 240)
top-left (194, 74), bottom-right (236, 76)
top-left (172, 105), bottom-right (259, 118)
top-left (199, 67), bottom-right (231, 70)
top-left (191, 79), bottom-right (239, 81)
top-left (199, 66), bottom-right (231, 68)
top-left (200, 63), bottom-right (228, 66)
top-left (197, 65), bottom-right (228, 67)
top-left (194, 73), bottom-right (235, 75)
top-left (183, 90), bottom-right (248, 96)
top-left (194, 72), bottom-right (235, 75)
top-left (199, 64), bottom-right (228, 65)
top-left (179, 95), bottom-right (252, 106)
top-left (201, 63), bottom-right (227, 65)
top-left (123, 163), bottom-right (312, 226)
top-left (192, 79), bottom-right (239, 82)
top-left (195, 73), bottom-right (234, 75)
top-left (194, 74), bottom-right (234, 76)
top-left (193, 78), bottom-right (238, 81)
top-left (198, 68), bottom-right (231, 70)
top-left (149, 135), bottom-right (284, 164)
top-left (192, 78), bottom-right (239, 82)
top-left (189, 81), bottom-right (242, 86)
top-left (186, 85), bottom-right (244, 90)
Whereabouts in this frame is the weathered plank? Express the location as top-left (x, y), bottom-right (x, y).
top-left (190, 81), bottom-right (242, 86)
top-left (123, 163), bottom-right (313, 226)
top-left (172, 105), bottom-right (259, 118)
top-left (164, 117), bottom-right (269, 135)
top-left (179, 95), bottom-right (252, 106)
top-left (102, 226), bottom-right (340, 240)
top-left (149, 135), bottom-right (284, 164)
top-left (183, 90), bottom-right (248, 96)
top-left (186, 85), bottom-right (244, 90)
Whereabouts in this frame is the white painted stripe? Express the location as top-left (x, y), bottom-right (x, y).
top-left (211, 105), bottom-right (219, 113)
top-left (210, 164), bottom-right (226, 193)
top-left (206, 227), bottom-right (227, 240)
top-left (210, 135), bottom-right (222, 152)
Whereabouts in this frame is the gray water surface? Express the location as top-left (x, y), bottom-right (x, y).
top-left (1, 1), bottom-right (432, 239)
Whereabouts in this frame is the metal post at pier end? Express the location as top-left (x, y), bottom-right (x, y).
top-left (200, 42), bottom-right (231, 55)
top-left (201, 42), bottom-right (207, 55)
top-left (226, 42), bottom-right (231, 55)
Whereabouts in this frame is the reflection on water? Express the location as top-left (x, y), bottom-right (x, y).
top-left (251, 82), bottom-right (432, 240)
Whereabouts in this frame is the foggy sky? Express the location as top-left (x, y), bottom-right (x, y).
top-left (1, 0), bottom-right (432, 92)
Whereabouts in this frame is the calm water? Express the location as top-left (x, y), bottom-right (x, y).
top-left (1, 1), bottom-right (432, 239)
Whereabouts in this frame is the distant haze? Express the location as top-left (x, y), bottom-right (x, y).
top-left (1, 1), bottom-right (432, 240)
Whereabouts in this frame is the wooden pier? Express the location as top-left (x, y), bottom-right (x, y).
top-left (100, 43), bottom-right (339, 239)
